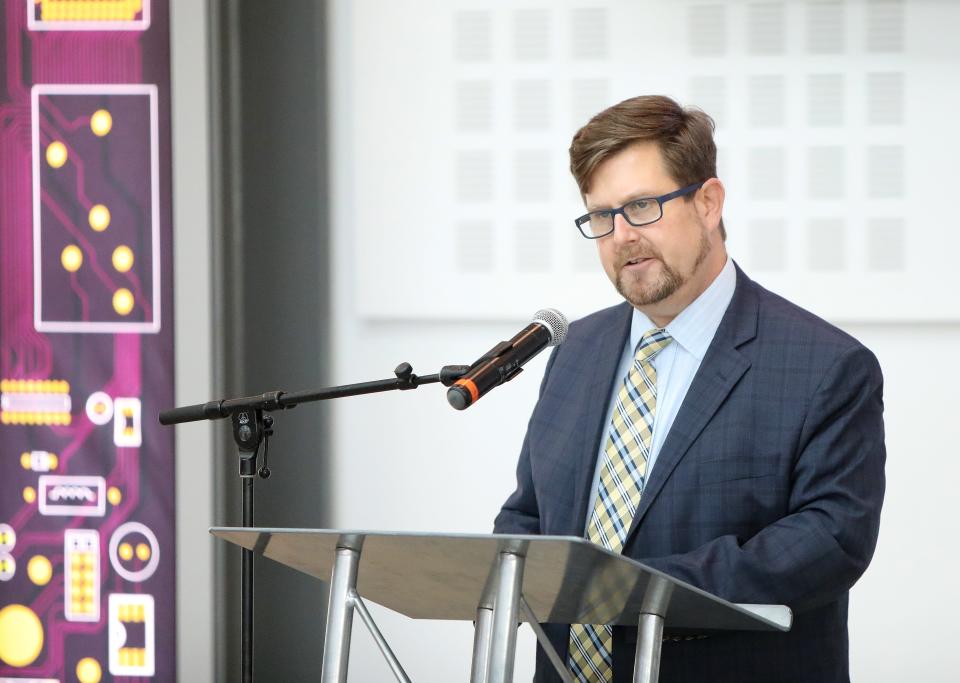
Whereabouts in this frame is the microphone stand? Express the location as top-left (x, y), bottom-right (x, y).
top-left (158, 362), bottom-right (469, 683)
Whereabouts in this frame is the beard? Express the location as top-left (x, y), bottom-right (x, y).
top-left (615, 226), bottom-right (712, 307)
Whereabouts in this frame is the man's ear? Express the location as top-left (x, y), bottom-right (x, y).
top-left (698, 177), bottom-right (725, 231)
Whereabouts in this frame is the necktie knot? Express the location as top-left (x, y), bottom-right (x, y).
top-left (634, 328), bottom-right (673, 364)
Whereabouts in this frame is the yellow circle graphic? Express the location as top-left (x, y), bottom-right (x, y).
top-left (119, 543), bottom-right (134, 561)
top-left (0, 604), bottom-right (44, 667)
top-left (112, 245), bottom-right (134, 273)
top-left (61, 244), bottom-right (83, 272)
top-left (22, 486), bottom-right (37, 504)
top-left (27, 555), bottom-right (53, 586)
top-left (76, 656), bottom-right (103, 683)
top-left (135, 543), bottom-right (151, 561)
top-left (88, 204), bottom-right (111, 232)
top-left (107, 486), bottom-right (122, 505)
top-left (112, 288), bottom-right (134, 316)
top-left (46, 141), bottom-right (67, 168)
top-left (90, 109), bottom-right (112, 137)
top-left (20, 452), bottom-right (31, 469)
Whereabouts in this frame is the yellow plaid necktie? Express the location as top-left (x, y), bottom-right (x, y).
top-left (568, 328), bottom-right (673, 682)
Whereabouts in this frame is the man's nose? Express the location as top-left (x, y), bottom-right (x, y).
top-left (611, 212), bottom-right (639, 245)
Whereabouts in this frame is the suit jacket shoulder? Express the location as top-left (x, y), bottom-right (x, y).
top-left (736, 269), bottom-right (881, 392)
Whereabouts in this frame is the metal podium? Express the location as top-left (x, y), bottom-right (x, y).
top-left (212, 528), bottom-right (792, 683)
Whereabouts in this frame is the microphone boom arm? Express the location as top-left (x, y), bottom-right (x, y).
top-left (158, 362), bottom-right (471, 426)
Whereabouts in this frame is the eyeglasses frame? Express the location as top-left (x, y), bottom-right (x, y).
top-left (574, 180), bottom-right (707, 239)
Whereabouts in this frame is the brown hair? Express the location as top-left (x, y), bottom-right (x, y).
top-left (569, 95), bottom-right (725, 239)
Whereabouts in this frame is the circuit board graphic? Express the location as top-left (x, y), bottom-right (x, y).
top-left (0, 1), bottom-right (174, 680)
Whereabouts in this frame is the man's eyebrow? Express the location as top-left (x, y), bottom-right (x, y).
top-left (585, 189), bottom-right (658, 212)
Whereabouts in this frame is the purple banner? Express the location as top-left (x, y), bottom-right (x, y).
top-left (0, 1), bottom-right (175, 680)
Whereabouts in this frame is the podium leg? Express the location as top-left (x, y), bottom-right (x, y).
top-left (471, 606), bottom-right (494, 683)
top-left (321, 546), bottom-right (361, 682)
top-left (488, 551), bottom-right (525, 683)
top-left (632, 613), bottom-right (664, 683)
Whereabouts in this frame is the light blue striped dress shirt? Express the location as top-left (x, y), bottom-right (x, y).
top-left (584, 257), bottom-right (737, 530)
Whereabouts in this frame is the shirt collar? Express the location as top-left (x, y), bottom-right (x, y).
top-left (629, 256), bottom-right (737, 361)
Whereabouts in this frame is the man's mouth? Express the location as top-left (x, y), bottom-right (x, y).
top-left (623, 256), bottom-right (653, 267)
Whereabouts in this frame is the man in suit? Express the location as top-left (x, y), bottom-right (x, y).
top-left (494, 95), bottom-right (885, 682)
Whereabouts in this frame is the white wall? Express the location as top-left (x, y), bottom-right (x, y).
top-left (328, 1), bottom-right (959, 681)
top-left (170, 0), bottom-right (215, 680)
top-left (843, 324), bottom-right (960, 679)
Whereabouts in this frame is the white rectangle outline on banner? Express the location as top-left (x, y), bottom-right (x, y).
top-left (32, 84), bottom-right (162, 334)
top-left (109, 593), bottom-right (156, 676)
top-left (39, 474), bottom-right (107, 517)
top-left (26, 0), bottom-right (151, 32)
top-left (64, 528), bottom-right (101, 622)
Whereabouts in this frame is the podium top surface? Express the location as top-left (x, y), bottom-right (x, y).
top-left (211, 527), bottom-right (791, 633)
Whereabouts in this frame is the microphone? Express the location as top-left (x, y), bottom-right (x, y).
top-left (447, 309), bottom-right (568, 410)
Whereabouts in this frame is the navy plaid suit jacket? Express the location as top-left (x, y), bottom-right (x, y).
top-left (494, 265), bottom-right (885, 683)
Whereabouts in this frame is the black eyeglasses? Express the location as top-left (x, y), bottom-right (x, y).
top-left (574, 181), bottom-right (706, 239)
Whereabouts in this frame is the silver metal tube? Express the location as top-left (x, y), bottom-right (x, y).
top-left (519, 597), bottom-right (572, 683)
top-left (487, 552), bottom-right (525, 683)
top-left (321, 547), bottom-right (361, 682)
top-left (350, 590), bottom-right (411, 683)
top-left (639, 576), bottom-right (674, 617)
top-left (471, 606), bottom-right (494, 683)
top-left (632, 613), bottom-right (664, 683)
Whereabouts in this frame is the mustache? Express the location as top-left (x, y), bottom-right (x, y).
top-left (616, 247), bottom-right (662, 269)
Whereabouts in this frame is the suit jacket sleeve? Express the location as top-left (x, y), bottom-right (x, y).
top-left (492, 347), bottom-right (561, 535)
top-left (642, 344), bottom-right (885, 612)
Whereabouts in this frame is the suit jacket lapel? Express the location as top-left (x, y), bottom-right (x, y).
top-left (624, 266), bottom-right (760, 542)
top-left (569, 302), bottom-right (633, 535)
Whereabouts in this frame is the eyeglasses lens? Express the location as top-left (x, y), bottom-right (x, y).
top-left (583, 199), bottom-right (662, 237)
top-left (623, 199), bottom-right (660, 225)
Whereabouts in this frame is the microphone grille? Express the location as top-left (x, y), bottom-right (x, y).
top-left (533, 308), bottom-right (569, 346)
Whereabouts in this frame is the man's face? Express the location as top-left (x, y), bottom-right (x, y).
top-left (584, 142), bottom-right (715, 314)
